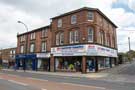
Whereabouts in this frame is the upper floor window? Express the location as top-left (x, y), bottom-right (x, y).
top-left (71, 15), bottom-right (77, 24)
top-left (41, 29), bottom-right (47, 37)
top-left (30, 32), bottom-right (35, 40)
top-left (69, 31), bottom-right (74, 44)
top-left (99, 31), bottom-right (104, 44)
top-left (88, 27), bottom-right (94, 42)
top-left (41, 42), bottom-right (47, 52)
top-left (56, 32), bottom-right (64, 45)
top-left (74, 30), bottom-right (79, 43)
top-left (88, 11), bottom-right (94, 21)
top-left (69, 30), bottom-right (79, 44)
top-left (20, 35), bottom-right (25, 42)
top-left (30, 43), bottom-right (35, 53)
top-left (13, 50), bottom-right (16, 54)
top-left (60, 33), bottom-right (64, 45)
top-left (56, 33), bottom-right (59, 45)
top-left (20, 45), bottom-right (24, 53)
top-left (58, 19), bottom-right (62, 27)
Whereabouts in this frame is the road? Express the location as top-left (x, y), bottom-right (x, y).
top-left (1, 70), bottom-right (135, 90)
top-left (0, 72), bottom-right (106, 90)
top-left (0, 78), bottom-right (38, 90)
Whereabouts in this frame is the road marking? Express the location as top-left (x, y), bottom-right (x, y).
top-left (7, 74), bottom-right (20, 77)
top-left (27, 77), bottom-right (48, 82)
top-left (62, 83), bottom-right (106, 89)
top-left (8, 80), bottom-right (28, 86)
top-left (41, 88), bottom-right (47, 90)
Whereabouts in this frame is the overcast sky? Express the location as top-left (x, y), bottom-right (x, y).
top-left (0, 0), bottom-right (135, 52)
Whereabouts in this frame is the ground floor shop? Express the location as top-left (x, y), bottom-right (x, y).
top-left (15, 53), bottom-right (50, 71)
top-left (2, 60), bottom-right (15, 69)
top-left (50, 56), bottom-right (117, 73)
top-left (51, 44), bottom-right (118, 73)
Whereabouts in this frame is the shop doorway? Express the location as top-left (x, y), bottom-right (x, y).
top-left (37, 59), bottom-right (50, 71)
top-left (86, 58), bottom-right (95, 72)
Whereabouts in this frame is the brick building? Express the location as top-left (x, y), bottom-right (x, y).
top-left (50, 7), bottom-right (117, 73)
top-left (16, 25), bottom-right (51, 71)
top-left (16, 7), bottom-right (118, 73)
top-left (0, 48), bottom-right (16, 68)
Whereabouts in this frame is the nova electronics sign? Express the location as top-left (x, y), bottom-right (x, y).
top-left (51, 45), bottom-right (86, 56)
top-left (51, 44), bottom-right (117, 57)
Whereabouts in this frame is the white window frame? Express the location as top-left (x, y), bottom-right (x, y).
top-left (41, 29), bottom-right (47, 37)
top-left (88, 27), bottom-right (94, 42)
top-left (30, 43), bottom-right (35, 53)
top-left (100, 31), bottom-right (104, 44)
top-left (60, 33), bottom-right (64, 45)
top-left (41, 42), bottom-right (46, 52)
top-left (69, 31), bottom-right (74, 44)
top-left (20, 35), bottom-right (25, 42)
top-left (30, 32), bottom-right (36, 40)
top-left (88, 11), bottom-right (94, 21)
top-left (74, 30), bottom-right (79, 43)
top-left (56, 33), bottom-right (59, 45)
top-left (20, 45), bottom-right (24, 53)
top-left (58, 19), bottom-right (62, 27)
top-left (71, 15), bottom-right (77, 24)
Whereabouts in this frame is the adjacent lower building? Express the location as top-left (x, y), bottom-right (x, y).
top-left (0, 48), bottom-right (16, 68)
top-left (16, 7), bottom-right (118, 73)
top-left (16, 25), bottom-right (51, 71)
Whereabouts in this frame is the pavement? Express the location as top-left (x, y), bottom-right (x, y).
top-left (2, 69), bottom-right (108, 78)
top-left (1, 61), bottom-right (135, 90)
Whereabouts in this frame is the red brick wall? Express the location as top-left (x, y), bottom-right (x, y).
top-left (51, 10), bottom-right (117, 49)
top-left (17, 27), bottom-right (51, 54)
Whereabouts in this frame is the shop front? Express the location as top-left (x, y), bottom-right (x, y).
top-left (55, 56), bottom-right (82, 72)
top-left (15, 54), bottom-right (37, 71)
top-left (51, 44), bottom-right (118, 73)
top-left (37, 53), bottom-right (50, 71)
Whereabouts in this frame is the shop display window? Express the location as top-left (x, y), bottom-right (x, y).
top-left (55, 57), bottom-right (82, 72)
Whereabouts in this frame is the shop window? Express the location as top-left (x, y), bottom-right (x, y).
top-left (105, 58), bottom-right (110, 68)
top-left (30, 43), bottom-right (35, 53)
top-left (55, 57), bottom-right (81, 72)
top-left (88, 11), bottom-right (94, 21)
top-left (58, 19), bottom-right (62, 27)
top-left (88, 27), bottom-right (94, 42)
top-left (20, 45), bottom-right (24, 53)
top-left (71, 15), bottom-right (77, 24)
top-left (41, 42), bottom-right (47, 52)
top-left (86, 59), bottom-right (95, 72)
top-left (98, 58), bottom-right (110, 70)
top-left (41, 29), bottom-right (47, 37)
top-left (98, 59), bottom-right (105, 70)
top-left (37, 59), bottom-right (49, 71)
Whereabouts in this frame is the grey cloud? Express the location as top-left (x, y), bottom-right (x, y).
top-left (0, 0), bottom-right (85, 18)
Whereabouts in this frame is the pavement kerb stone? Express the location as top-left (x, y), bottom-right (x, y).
top-left (1, 69), bottom-right (107, 79)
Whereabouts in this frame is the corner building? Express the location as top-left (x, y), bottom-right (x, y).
top-left (50, 7), bottom-right (118, 73)
top-left (16, 7), bottom-right (118, 73)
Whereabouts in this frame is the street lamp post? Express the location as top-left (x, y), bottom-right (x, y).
top-left (18, 21), bottom-right (28, 72)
